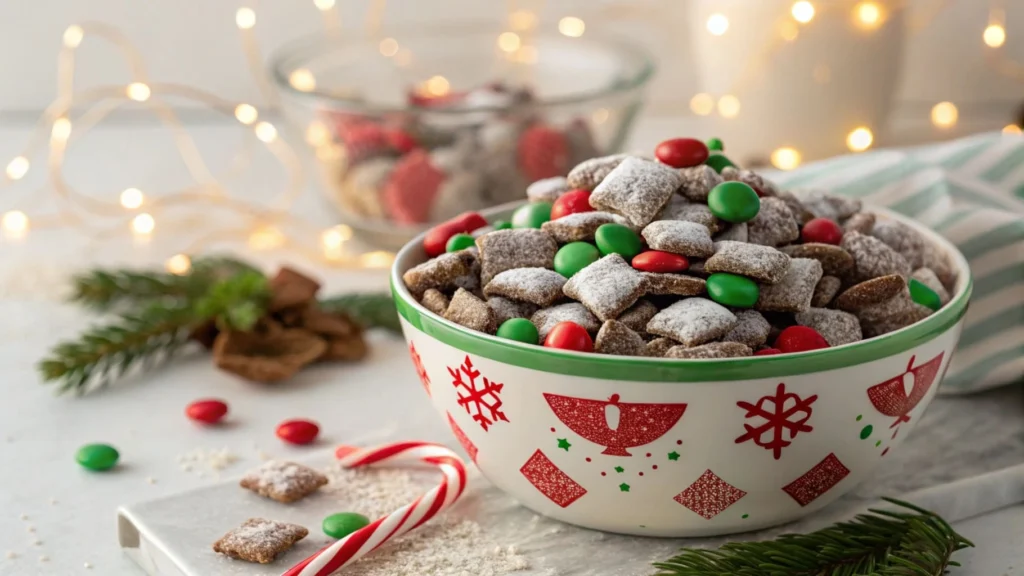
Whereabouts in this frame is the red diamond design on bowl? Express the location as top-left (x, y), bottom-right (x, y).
top-left (673, 469), bottom-right (747, 519)
top-left (447, 412), bottom-right (478, 464)
top-left (782, 453), bottom-right (850, 507)
top-left (520, 449), bottom-right (587, 508)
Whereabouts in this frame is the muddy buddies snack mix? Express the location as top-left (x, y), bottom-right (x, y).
top-left (404, 136), bottom-right (958, 357)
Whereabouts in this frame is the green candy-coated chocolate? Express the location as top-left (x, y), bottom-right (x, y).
top-left (554, 242), bottom-right (600, 278)
top-left (706, 137), bottom-right (724, 152)
top-left (76, 443), bottom-right (119, 471)
top-left (594, 224), bottom-right (643, 259)
top-left (909, 278), bottom-right (941, 311)
top-left (322, 512), bottom-right (371, 539)
top-left (704, 152), bottom-right (736, 173)
top-left (492, 220), bottom-right (513, 230)
top-left (496, 318), bottom-right (540, 344)
top-left (445, 233), bottom-right (476, 253)
top-left (706, 273), bottom-right (759, 308)
top-left (511, 202), bottom-right (552, 229)
top-left (708, 181), bottom-right (760, 223)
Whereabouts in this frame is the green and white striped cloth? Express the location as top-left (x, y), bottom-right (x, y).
top-left (773, 132), bottom-right (1024, 395)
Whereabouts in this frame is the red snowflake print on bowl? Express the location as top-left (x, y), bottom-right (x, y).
top-left (543, 393), bottom-right (686, 456)
top-left (409, 342), bottom-right (430, 396)
top-left (782, 453), bottom-right (850, 507)
top-left (734, 382), bottom-right (817, 460)
top-left (673, 469), bottom-right (747, 519)
top-left (520, 449), bottom-right (587, 508)
top-left (448, 355), bottom-right (509, 432)
top-left (447, 412), bottom-right (478, 464)
top-left (867, 352), bottom-right (943, 438)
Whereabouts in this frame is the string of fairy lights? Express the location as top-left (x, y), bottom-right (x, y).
top-left (0, 0), bottom-right (1019, 268)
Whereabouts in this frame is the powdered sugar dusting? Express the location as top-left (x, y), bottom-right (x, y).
top-left (646, 298), bottom-right (737, 346)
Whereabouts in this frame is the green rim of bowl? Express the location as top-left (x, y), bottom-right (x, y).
top-left (391, 204), bottom-right (973, 382)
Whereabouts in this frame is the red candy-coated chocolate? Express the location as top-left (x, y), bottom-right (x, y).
top-left (775, 326), bottom-right (830, 353)
top-left (631, 250), bottom-right (690, 273)
top-left (550, 190), bottom-right (593, 220)
top-left (185, 399), bottom-right (228, 424)
top-left (801, 217), bottom-right (843, 245)
top-left (754, 348), bottom-right (783, 356)
top-left (423, 211), bottom-right (488, 257)
top-left (276, 419), bottom-right (320, 445)
top-left (386, 129), bottom-right (418, 154)
top-left (654, 138), bottom-right (710, 168)
top-left (544, 321), bottom-right (594, 352)
top-left (518, 124), bottom-right (569, 181)
top-left (383, 150), bottom-right (445, 224)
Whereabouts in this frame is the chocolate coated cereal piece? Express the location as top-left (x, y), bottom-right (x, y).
top-left (213, 518), bottom-right (308, 564)
top-left (871, 220), bottom-right (926, 269)
top-left (843, 212), bottom-right (875, 235)
top-left (594, 320), bottom-right (646, 356)
top-left (911, 267), bottom-right (951, 305)
top-left (646, 297), bottom-right (737, 346)
top-left (642, 272), bottom-right (706, 296)
top-left (687, 260), bottom-right (708, 277)
top-left (721, 310), bottom-right (771, 348)
top-left (526, 176), bottom-right (571, 203)
top-left (779, 243), bottom-right (855, 276)
top-left (715, 222), bottom-right (748, 242)
top-left (755, 258), bottom-right (823, 313)
top-left (747, 197), bottom-right (799, 247)
top-left (420, 288), bottom-right (450, 316)
top-left (841, 231), bottom-right (912, 282)
top-left (677, 165), bottom-right (724, 202)
top-left (721, 167), bottom-right (780, 196)
top-left (444, 288), bottom-right (497, 334)
top-left (487, 296), bottom-right (538, 325)
top-left (590, 157), bottom-right (682, 228)
top-left (476, 228), bottom-right (557, 286)
top-left (531, 302), bottom-right (600, 340)
top-left (776, 190), bottom-right (815, 224)
top-left (566, 153), bottom-right (631, 190)
top-left (641, 220), bottom-right (715, 258)
top-left (541, 211), bottom-right (629, 243)
top-left (665, 342), bottom-right (752, 359)
top-left (617, 299), bottom-right (659, 333)
top-left (834, 274), bottom-right (906, 311)
top-left (811, 275), bottom-right (842, 307)
top-left (239, 461), bottom-right (328, 503)
top-left (644, 337), bottom-right (677, 357)
top-left (857, 288), bottom-right (932, 337)
top-left (795, 308), bottom-right (863, 346)
top-left (657, 196), bottom-right (720, 233)
top-left (402, 250), bottom-right (479, 297)
top-left (704, 241), bottom-right (792, 284)
top-left (921, 241), bottom-right (956, 291)
top-left (563, 254), bottom-right (647, 321)
top-left (484, 267), bottom-right (567, 307)
top-left (790, 189), bottom-right (862, 221)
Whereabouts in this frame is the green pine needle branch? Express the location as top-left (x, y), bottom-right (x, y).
top-left (653, 498), bottom-right (973, 576)
top-left (319, 292), bottom-right (401, 334)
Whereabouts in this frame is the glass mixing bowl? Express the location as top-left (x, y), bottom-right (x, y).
top-left (271, 24), bottom-right (654, 249)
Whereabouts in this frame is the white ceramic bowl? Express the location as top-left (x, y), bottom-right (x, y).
top-left (390, 203), bottom-right (972, 537)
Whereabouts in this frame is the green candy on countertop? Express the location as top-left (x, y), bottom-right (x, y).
top-left (76, 443), bottom-right (119, 471)
top-left (595, 224), bottom-right (643, 259)
top-left (909, 278), bottom-right (942, 311)
top-left (704, 152), bottom-right (736, 173)
top-left (511, 202), bottom-right (552, 229)
top-left (322, 512), bottom-right (371, 539)
top-left (706, 137), bottom-right (724, 152)
top-left (706, 273), bottom-right (760, 308)
top-left (708, 181), bottom-right (760, 223)
top-left (445, 233), bottom-right (476, 253)
top-left (554, 242), bottom-right (601, 278)
top-left (496, 318), bottom-right (539, 344)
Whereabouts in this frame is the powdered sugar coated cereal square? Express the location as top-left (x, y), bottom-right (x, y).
top-left (641, 220), bottom-right (715, 258)
top-left (445, 288), bottom-right (497, 334)
top-left (704, 241), bottom-right (791, 284)
top-left (721, 310), bottom-right (771, 348)
top-left (755, 258), bottom-right (823, 313)
top-left (566, 153), bottom-right (631, 190)
top-left (526, 176), bottom-right (571, 203)
top-left (542, 212), bottom-right (629, 243)
top-left (841, 231), bottom-right (911, 282)
top-left (677, 165), bottom-right (723, 202)
top-left (646, 297), bottom-right (737, 346)
top-left (795, 308), bottom-right (863, 346)
top-left (239, 460), bottom-right (328, 503)
top-left (665, 341), bottom-right (752, 359)
top-left (590, 157), bottom-right (682, 228)
top-left (531, 302), bottom-right (600, 340)
top-left (484, 268), bottom-right (567, 307)
top-left (747, 197), bottom-right (799, 247)
top-left (594, 320), bottom-right (646, 356)
top-left (563, 254), bottom-right (647, 321)
top-left (657, 196), bottom-right (720, 233)
top-left (476, 228), bottom-right (557, 286)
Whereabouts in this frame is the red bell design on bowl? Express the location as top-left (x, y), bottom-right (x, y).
top-left (543, 393), bottom-right (687, 456)
top-left (867, 352), bottom-right (944, 436)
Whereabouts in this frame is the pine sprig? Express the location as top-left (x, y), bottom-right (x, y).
top-left (652, 498), bottom-right (973, 576)
top-left (318, 292), bottom-right (401, 333)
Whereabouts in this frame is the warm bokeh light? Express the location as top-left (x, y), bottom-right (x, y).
top-left (394, 49), bottom-right (413, 67)
top-left (690, 93), bottom-right (715, 116)
top-left (2, 211), bottom-right (29, 236)
top-left (289, 69), bottom-right (316, 92)
top-left (165, 254), bottom-right (192, 275)
top-left (497, 32), bottom-right (521, 52)
top-left (509, 10), bottom-right (537, 31)
top-left (321, 225), bottom-right (353, 249)
top-left (853, 2), bottom-right (884, 29)
top-left (51, 118), bottom-right (72, 142)
top-left (313, 0), bottom-right (335, 11)
top-left (379, 38), bottom-right (399, 57)
top-left (931, 102), bottom-right (958, 128)
top-left (718, 95), bottom-right (741, 118)
top-left (558, 17), bottom-right (586, 38)
top-left (813, 64), bottom-right (832, 84)
top-left (235, 8), bottom-right (256, 29)
top-left (592, 108), bottom-right (610, 125)
top-left (126, 82), bottom-right (151, 102)
top-left (780, 20), bottom-right (799, 41)
top-left (360, 251), bottom-right (395, 268)
top-left (63, 25), bottom-right (84, 48)
top-left (792, 1), bottom-right (815, 23)
top-left (131, 213), bottom-right (155, 235)
top-left (234, 103), bottom-right (258, 125)
top-left (305, 121), bottom-right (331, 147)
top-left (846, 127), bottom-right (874, 152)
top-left (5, 156), bottom-right (29, 180)
top-left (1002, 124), bottom-right (1022, 135)
top-left (120, 187), bottom-right (145, 209)
top-left (248, 226), bottom-right (285, 250)
top-left (771, 147), bottom-right (802, 170)
top-left (423, 75), bottom-right (450, 97)
top-left (512, 45), bottom-right (538, 64)
top-left (706, 14), bottom-right (729, 36)
top-left (255, 122), bottom-right (278, 143)
top-left (984, 24), bottom-right (1007, 48)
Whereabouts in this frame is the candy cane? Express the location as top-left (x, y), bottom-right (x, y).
top-left (281, 441), bottom-right (468, 576)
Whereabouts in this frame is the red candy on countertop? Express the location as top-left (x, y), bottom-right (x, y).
top-left (801, 217), bottom-right (844, 245)
top-left (550, 190), bottom-right (594, 221)
top-left (544, 321), bottom-right (594, 352)
top-left (654, 138), bottom-right (710, 168)
top-left (631, 251), bottom-right (690, 273)
top-left (774, 326), bottom-right (830, 353)
top-left (423, 211), bottom-right (489, 257)
top-left (518, 124), bottom-right (569, 181)
top-left (185, 399), bottom-right (228, 424)
top-left (383, 150), bottom-right (446, 224)
top-left (754, 348), bottom-right (783, 356)
top-left (276, 419), bottom-right (320, 445)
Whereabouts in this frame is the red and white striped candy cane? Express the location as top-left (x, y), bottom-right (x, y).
top-left (281, 441), bottom-right (468, 576)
